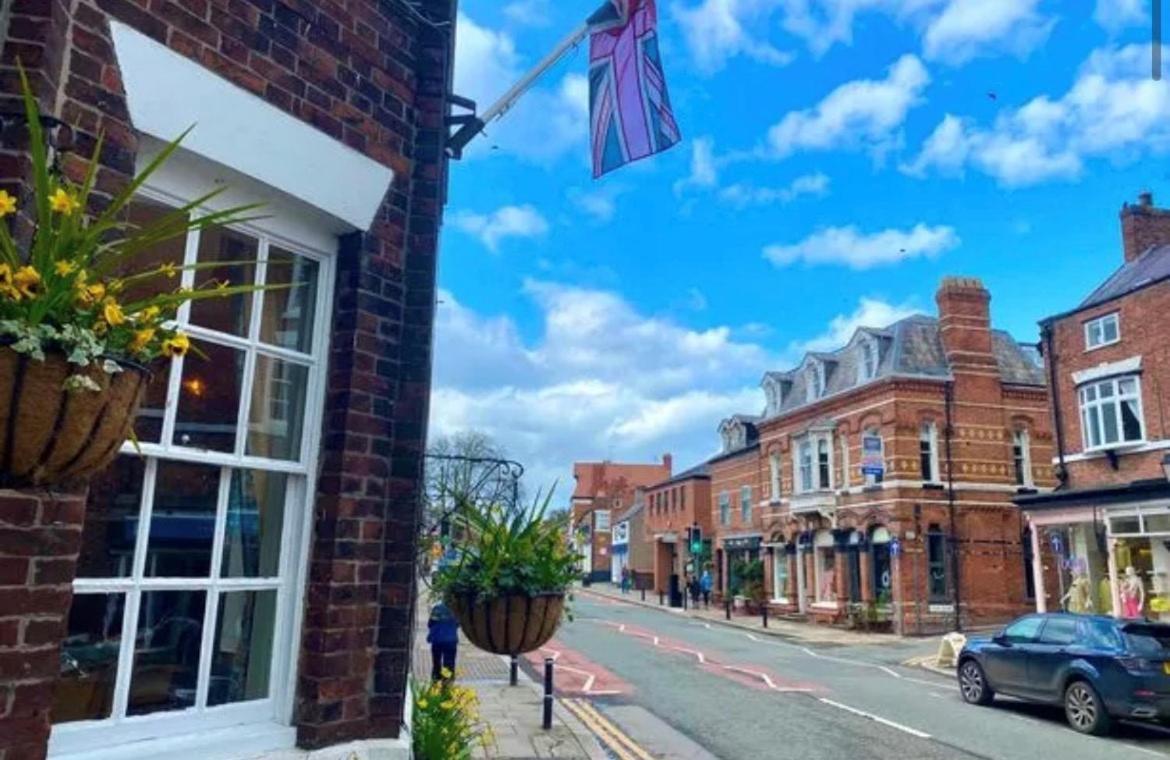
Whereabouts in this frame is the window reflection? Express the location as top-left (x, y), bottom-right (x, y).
top-left (53, 593), bottom-right (125, 723)
top-left (247, 356), bottom-right (308, 461)
top-left (208, 590), bottom-right (276, 706)
top-left (127, 590), bottom-right (205, 716)
top-left (77, 457), bottom-right (145, 579)
top-left (189, 226), bottom-right (256, 337)
top-left (261, 248), bottom-right (318, 352)
top-left (145, 462), bottom-right (220, 578)
top-left (222, 470), bottom-right (287, 578)
top-left (174, 340), bottom-right (244, 452)
top-left (122, 198), bottom-right (186, 306)
top-left (135, 362), bottom-right (170, 444)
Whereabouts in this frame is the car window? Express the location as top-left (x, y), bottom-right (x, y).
top-left (1039, 617), bottom-right (1078, 645)
top-left (1002, 616), bottom-right (1044, 644)
top-left (1124, 624), bottom-right (1170, 655)
top-left (1080, 619), bottom-right (1124, 650)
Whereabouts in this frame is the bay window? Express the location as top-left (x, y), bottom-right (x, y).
top-left (1079, 376), bottom-right (1144, 450)
top-left (795, 434), bottom-right (832, 493)
top-left (798, 441), bottom-right (813, 492)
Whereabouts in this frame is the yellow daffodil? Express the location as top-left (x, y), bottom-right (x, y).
top-left (440, 667), bottom-right (453, 680)
top-left (0, 190), bottom-right (16, 218)
top-left (160, 262), bottom-right (178, 279)
top-left (130, 327), bottom-right (156, 353)
top-left (13, 266), bottom-right (41, 299)
top-left (49, 187), bottom-right (80, 216)
top-left (0, 264), bottom-right (17, 300)
top-left (136, 305), bottom-right (161, 323)
top-left (160, 332), bottom-right (190, 358)
top-left (440, 700), bottom-right (455, 710)
top-left (416, 698), bottom-right (428, 709)
top-left (102, 298), bottom-right (126, 326)
top-left (54, 260), bottom-right (77, 277)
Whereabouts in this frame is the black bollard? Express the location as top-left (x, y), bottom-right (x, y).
top-left (641, 587), bottom-right (646, 602)
top-left (510, 655), bottom-right (518, 686)
top-left (659, 591), bottom-right (664, 606)
top-left (725, 598), bottom-right (731, 620)
top-left (542, 658), bottom-right (554, 730)
top-left (762, 604), bottom-right (768, 629)
top-left (682, 590), bottom-right (687, 610)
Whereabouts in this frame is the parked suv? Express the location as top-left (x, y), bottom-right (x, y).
top-left (958, 613), bottom-right (1170, 735)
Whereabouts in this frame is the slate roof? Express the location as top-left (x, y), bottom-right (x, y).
top-left (650, 462), bottom-right (711, 488)
top-left (1075, 244), bottom-right (1170, 313)
top-left (758, 315), bottom-right (1044, 421)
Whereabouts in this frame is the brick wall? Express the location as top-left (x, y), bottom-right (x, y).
top-left (1, 0), bottom-right (455, 750)
top-left (0, 489), bottom-right (87, 760)
top-left (708, 448), bottom-right (763, 536)
top-left (643, 475), bottom-right (712, 537)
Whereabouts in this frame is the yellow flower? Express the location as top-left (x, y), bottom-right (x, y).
top-left (49, 188), bottom-right (80, 216)
top-left (440, 700), bottom-right (455, 710)
top-left (101, 298), bottom-right (126, 326)
top-left (54, 260), bottom-right (77, 277)
top-left (0, 190), bottom-right (16, 218)
top-left (416, 698), bottom-right (428, 709)
top-left (0, 264), bottom-right (17, 300)
top-left (160, 332), bottom-right (190, 358)
top-left (129, 327), bottom-right (156, 353)
top-left (216, 279), bottom-right (230, 291)
top-left (440, 667), bottom-right (453, 680)
top-left (75, 275), bottom-right (104, 307)
top-left (136, 306), bottom-right (161, 323)
top-left (160, 262), bottom-right (178, 279)
top-left (13, 266), bottom-right (41, 299)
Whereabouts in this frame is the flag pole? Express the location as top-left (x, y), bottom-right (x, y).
top-left (448, 21), bottom-right (589, 157)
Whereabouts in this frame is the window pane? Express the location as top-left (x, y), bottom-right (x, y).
top-left (1144, 513), bottom-right (1170, 534)
top-left (1119, 378), bottom-right (1137, 396)
top-left (1088, 408), bottom-right (1102, 447)
top-left (1040, 618), bottom-right (1078, 645)
top-left (247, 356), bottom-right (309, 461)
top-left (146, 462), bottom-right (221, 578)
top-left (1122, 399), bottom-right (1142, 441)
top-left (122, 198), bottom-right (187, 306)
top-left (1004, 616), bottom-right (1043, 643)
top-left (174, 340), bottom-right (245, 452)
top-left (133, 362), bottom-right (170, 444)
top-left (53, 593), bottom-right (125, 724)
top-left (208, 590), bottom-right (277, 707)
top-left (128, 590), bottom-right (206, 716)
top-left (1099, 382), bottom-right (1115, 398)
top-left (260, 248), bottom-right (319, 352)
top-left (189, 226), bottom-right (256, 337)
top-left (1087, 321), bottom-right (1102, 346)
top-left (1111, 516), bottom-right (1141, 534)
top-left (1101, 400), bottom-right (1119, 443)
top-left (222, 471), bottom-right (287, 578)
top-left (1083, 385), bottom-right (1096, 402)
top-left (1103, 317), bottom-right (1119, 342)
top-left (77, 457), bottom-right (145, 579)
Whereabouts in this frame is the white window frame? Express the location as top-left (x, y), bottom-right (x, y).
top-left (719, 492), bottom-right (730, 526)
top-left (768, 453), bottom-right (781, 503)
top-left (796, 441), bottom-right (813, 493)
top-left (1013, 428), bottom-right (1033, 487)
top-left (772, 549), bottom-right (789, 604)
top-left (920, 422), bottom-right (940, 484)
top-left (793, 433), bottom-right (833, 494)
top-left (51, 183), bottom-right (336, 757)
top-left (863, 427), bottom-right (884, 487)
top-left (1084, 312), bottom-right (1120, 351)
top-left (740, 485), bottom-right (752, 522)
top-left (806, 362), bottom-right (824, 401)
top-left (1078, 375), bottom-right (1145, 451)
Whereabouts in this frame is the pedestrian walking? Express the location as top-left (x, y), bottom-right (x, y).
top-left (426, 600), bottom-right (459, 681)
top-left (700, 568), bottom-right (712, 608)
top-left (689, 574), bottom-right (701, 606)
top-left (620, 566), bottom-right (631, 594)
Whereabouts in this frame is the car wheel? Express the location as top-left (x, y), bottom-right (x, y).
top-left (1064, 680), bottom-right (1113, 736)
top-left (958, 659), bottom-right (994, 706)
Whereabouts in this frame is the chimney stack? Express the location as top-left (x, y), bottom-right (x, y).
top-left (936, 276), bottom-right (994, 365)
top-left (662, 453), bottom-right (673, 474)
top-left (1120, 191), bottom-right (1170, 263)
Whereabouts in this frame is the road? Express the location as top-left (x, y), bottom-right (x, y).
top-left (537, 593), bottom-right (1170, 760)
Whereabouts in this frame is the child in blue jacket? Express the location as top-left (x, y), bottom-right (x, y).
top-left (427, 601), bottom-right (459, 680)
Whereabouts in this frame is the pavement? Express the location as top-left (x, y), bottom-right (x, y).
top-left (412, 599), bottom-right (606, 759)
top-left (555, 587), bottom-right (1170, 759)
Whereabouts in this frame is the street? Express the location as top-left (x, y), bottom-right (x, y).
top-left (538, 593), bottom-right (1170, 760)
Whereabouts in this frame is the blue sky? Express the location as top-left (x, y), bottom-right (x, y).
top-left (431, 0), bottom-right (1163, 495)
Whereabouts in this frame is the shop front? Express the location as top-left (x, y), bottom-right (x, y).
top-left (1022, 506), bottom-right (1112, 617)
top-left (1106, 505), bottom-right (1170, 621)
top-left (721, 534), bottom-right (763, 601)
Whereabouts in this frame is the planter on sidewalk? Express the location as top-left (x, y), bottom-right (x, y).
top-left (451, 592), bottom-right (565, 655)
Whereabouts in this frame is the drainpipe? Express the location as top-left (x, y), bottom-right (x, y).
top-left (1042, 323), bottom-right (1069, 485)
top-left (945, 380), bottom-right (962, 632)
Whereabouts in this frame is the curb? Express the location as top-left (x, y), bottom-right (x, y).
top-left (493, 653), bottom-right (608, 760)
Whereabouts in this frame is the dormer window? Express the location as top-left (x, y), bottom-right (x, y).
top-left (763, 377), bottom-right (784, 416)
top-left (860, 338), bottom-right (878, 381)
top-left (806, 362), bottom-right (825, 401)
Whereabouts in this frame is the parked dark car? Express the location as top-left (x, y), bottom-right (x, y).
top-left (957, 613), bottom-right (1170, 735)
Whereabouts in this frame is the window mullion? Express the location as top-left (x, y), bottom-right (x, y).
top-left (196, 467), bottom-right (232, 710)
top-left (110, 458), bottom-right (157, 721)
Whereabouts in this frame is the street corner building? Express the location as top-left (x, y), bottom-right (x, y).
top-left (1018, 193), bottom-right (1170, 623)
top-left (643, 461), bottom-right (712, 603)
top-left (0, 2), bottom-right (456, 759)
top-left (705, 277), bottom-right (1057, 635)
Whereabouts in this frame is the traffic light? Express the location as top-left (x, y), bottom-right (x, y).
top-left (689, 523), bottom-right (702, 555)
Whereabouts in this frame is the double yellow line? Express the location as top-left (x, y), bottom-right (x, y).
top-left (562, 698), bottom-right (655, 760)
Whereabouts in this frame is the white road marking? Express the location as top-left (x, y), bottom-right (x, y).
top-left (818, 698), bottom-right (932, 739)
top-left (722, 664), bottom-right (814, 693)
top-left (745, 632), bottom-right (957, 690)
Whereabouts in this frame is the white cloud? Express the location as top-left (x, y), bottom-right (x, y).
top-left (922, 0), bottom-right (1054, 65)
top-left (453, 205), bottom-right (550, 251)
top-left (454, 13), bottom-right (588, 163)
top-left (763, 223), bottom-right (959, 269)
top-left (779, 0), bottom-right (943, 56)
top-left (568, 184), bottom-right (629, 223)
top-left (719, 172), bottom-right (830, 207)
top-left (672, 0), bottom-right (795, 73)
top-left (905, 45), bottom-right (1170, 187)
top-left (1094, 0), bottom-right (1146, 33)
top-left (767, 54), bottom-right (929, 160)
top-left (503, 0), bottom-right (552, 26)
top-left (789, 297), bottom-right (922, 355)
top-left (673, 136), bottom-right (720, 195)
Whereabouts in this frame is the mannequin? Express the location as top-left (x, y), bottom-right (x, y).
top-left (1120, 566), bottom-right (1146, 618)
top-left (1062, 574), bottom-right (1094, 614)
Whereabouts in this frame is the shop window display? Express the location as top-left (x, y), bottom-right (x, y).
top-left (1110, 510), bottom-right (1170, 622)
top-left (1045, 524), bottom-right (1111, 616)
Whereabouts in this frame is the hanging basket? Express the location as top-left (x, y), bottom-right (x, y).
top-left (450, 592), bottom-right (565, 656)
top-left (0, 346), bottom-right (148, 488)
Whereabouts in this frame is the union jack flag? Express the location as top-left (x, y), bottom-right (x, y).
top-left (588, 0), bottom-right (681, 178)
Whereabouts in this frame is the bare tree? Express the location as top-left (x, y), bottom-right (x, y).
top-left (423, 431), bottom-right (525, 532)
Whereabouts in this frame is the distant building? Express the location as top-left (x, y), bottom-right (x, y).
top-left (610, 489), bottom-right (651, 587)
top-left (571, 456), bottom-right (672, 582)
top-left (643, 464), bottom-right (713, 602)
top-left (1019, 193), bottom-right (1170, 621)
top-left (713, 277), bottom-right (1055, 634)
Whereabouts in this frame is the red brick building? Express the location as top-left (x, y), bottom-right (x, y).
top-left (0, 2), bottom-right (455, 758)
top-left (714, 278), bottom-right (1055, 634)
top-left (1019, 194), bottom-right (1170, 622)
top-left (643, 463), bottom-right (711, 601)
top-left (571, 456), bottom-right (671, 582)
